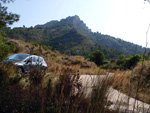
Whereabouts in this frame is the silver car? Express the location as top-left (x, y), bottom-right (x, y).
top-left (7, 54), bottom-right (47, 76)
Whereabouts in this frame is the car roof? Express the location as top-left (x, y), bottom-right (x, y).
top-left (10, 53), bottom-right (30, 55)
top-left (29, 55), bottom-right (42, 57)
top-left (10, 54), bottom-right (43, 59)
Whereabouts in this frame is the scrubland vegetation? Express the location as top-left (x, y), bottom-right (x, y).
top-left (1, 29), bottom-right (150, 112)
top-left (0, 37), bottom-right (114, 113)
top-left (0, 64), bottom-right (115, 113)
top-left (1, 0), bottom-right (150, 112)
top-left (112, 60), bottom-right (150, 104)
top-left (1, 36), bottom-right (150, 112)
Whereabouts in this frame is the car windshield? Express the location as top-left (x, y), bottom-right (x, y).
top-left (8, 54), bottom-right (30, 61)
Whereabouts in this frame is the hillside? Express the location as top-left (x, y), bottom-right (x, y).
top-left (5, 15), bottom-right (147, 58)
top-left (1, 21), bottom-right (150, 113)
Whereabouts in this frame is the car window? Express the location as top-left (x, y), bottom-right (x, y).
top-left (25, 57), bottom-right (32, 62)
top-left (35, 56), bottom-right (43, 63)
top-left (32, 57), bottom-right (36, 62)
top-left (9, 54), bottom-right (30, 61)
top-left (39, 57), bottom-right (43, 62)
top-left (42, 58), bottom-right (46, 64)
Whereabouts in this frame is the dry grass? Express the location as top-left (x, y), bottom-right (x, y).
top-left (112, 70), bottom-right (131, 92)
top-left (80, 66), bottom-right (106, 75)
top-left (0, 63), bottom-right (18, 77)
top-left (112, 61), bottom-right (150, 104)
top-left (6, 39), bottom-right (107, 77)
top-left (0, 61), bottom-right (115, 113)
top-left (42, 67), bottom-right (113, 113)
top-left (1, 38), bottom-right (117, 112)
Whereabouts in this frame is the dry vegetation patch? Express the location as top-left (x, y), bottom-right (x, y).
top-left (1, 39), bottom-right (116, 112)
top-left (112, 61), bottom-right (150, 104)
top-left (5, 39), bottom-right (107, 79)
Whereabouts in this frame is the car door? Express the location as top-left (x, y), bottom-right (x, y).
top-left (23, 56), bottom-right (32, 73)
top-left (35, 56), bottom-right (42, 71)
top-left (31, 56), bottom-right (37, 71)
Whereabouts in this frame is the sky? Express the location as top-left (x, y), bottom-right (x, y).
top-left (3, 0), bottom-right (150, 47)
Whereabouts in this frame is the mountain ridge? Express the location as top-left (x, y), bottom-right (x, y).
top-left (35, 15), bottom-right (91, 33)
top-left (5, 15), bottom-right (147, 59)
top-left (34, 15), bottom-right (145, 54)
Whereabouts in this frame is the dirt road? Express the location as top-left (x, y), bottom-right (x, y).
top-left (79, 74), bottom-right (150, 113)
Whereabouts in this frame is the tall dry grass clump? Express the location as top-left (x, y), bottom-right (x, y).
top-left (87, 75), bottom-right (113, 113)
top-left (132, 61), bottom-right (150, 103)
top-left (112, 70), bottom-right (131, 93)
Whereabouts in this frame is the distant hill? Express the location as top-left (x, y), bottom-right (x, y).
top-left (5, 15), bottom-right (147, 59)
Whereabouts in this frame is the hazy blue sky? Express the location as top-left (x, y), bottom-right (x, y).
top-left (4, 0), bottom-right (150, 47)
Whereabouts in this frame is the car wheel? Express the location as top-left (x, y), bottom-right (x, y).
top-left (18, 68), bottom-right (24, 77)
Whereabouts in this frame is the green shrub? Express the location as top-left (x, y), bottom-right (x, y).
top-left (124, 55), bottom-right (141, 69)
top-left (88, 50), bottom-right (105, 66)
top-left (6, 42), bottom-right (16, 53)
top-left (42, 45), bottom-right (52, 51)
top-left (116, 54), bottom-right (141, 70)
top-left (0, 44), bottom-right (10, 62)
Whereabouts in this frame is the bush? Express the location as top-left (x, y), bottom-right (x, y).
top-left (5, 42), bottom-right (17, 53)
top-left (42, 45), bottom-right (52, 51)
top-left (124, 55), bottom-right (141, 69)
top-left (0, 44), bottom-right (10, 62)
top-left (0, 35), bottom-right (17, 61)
top-left (116, 55), bottom-right (141, 70)
top-left (88, 50), bottom-right (105, 66)
top-left (0, 65), bottom-right (23, 113)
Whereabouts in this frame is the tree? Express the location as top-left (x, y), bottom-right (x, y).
top-left (0, 0), bottom-right (19, 61)
top-left (88, 50), bottom-right (105, 66)
top-left (0, 0), bottom-right (19, 29)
